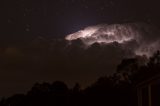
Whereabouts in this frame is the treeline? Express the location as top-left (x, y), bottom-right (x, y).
top-left (0, 51), bottom-right (160, 106)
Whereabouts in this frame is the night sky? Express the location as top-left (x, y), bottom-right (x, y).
top-left (0, 0), bottom-right (160, 96)
top-left (1, 0), bottom-right (160, 39)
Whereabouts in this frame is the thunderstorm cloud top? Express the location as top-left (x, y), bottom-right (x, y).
top-left (65, 23), bottom-right (160, 56)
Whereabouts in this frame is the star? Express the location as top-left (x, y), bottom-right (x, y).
top-left (84, 5), bottom-right (89, 9)
top-left (23, 13), bottom-right (27, 17)
top-left (7, 19), bottom-right (12, 23)
top-left (71, 0), bottom-right (75, 3)
top-left (25, 28), bottom-right (30, 32)
top-left (25, 24), bottom-right (31, 32)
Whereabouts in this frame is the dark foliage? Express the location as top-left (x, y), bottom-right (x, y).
top-left (0, 51), bottom-right (160, 106)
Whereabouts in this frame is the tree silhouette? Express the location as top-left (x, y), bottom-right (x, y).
top-left (1, 51), bottom-right (160, 106)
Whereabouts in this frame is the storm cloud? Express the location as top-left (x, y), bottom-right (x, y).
top-left (0, 23), bottom-right (160, 97)
top-left (66, 23), bottom-right (160, 56)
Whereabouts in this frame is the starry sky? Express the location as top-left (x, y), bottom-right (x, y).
top-left (1, 0), bottom-right (160, 41)
top-left (0, 0), bottom-right (160, 96)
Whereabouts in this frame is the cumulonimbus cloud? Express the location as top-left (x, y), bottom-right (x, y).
top-left (0, 23), bottom-right (160, 97)
top-left (65, 23), bottom-right (160, 57)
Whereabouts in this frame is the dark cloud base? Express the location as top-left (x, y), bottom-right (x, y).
top-left (0, 23), bottom-right (160, 97)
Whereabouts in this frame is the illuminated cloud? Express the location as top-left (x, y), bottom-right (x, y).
top-left (65, 23), bottom-right (160, 57)
top-left (66, 24), bottom-right (138, 45)
top-left (0, 23), bottom-right (160, 96)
